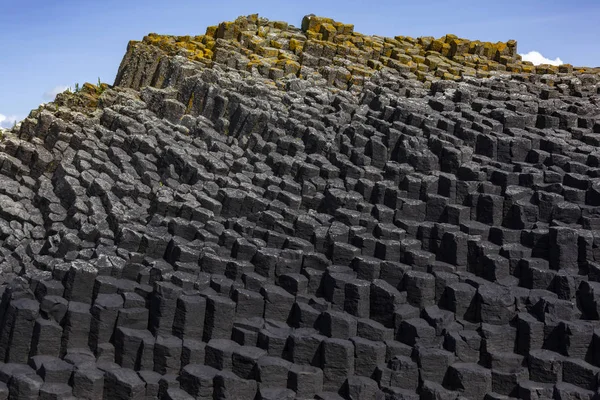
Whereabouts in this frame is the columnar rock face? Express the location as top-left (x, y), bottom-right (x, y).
top-left (0, 12), bottom-right (599, 400)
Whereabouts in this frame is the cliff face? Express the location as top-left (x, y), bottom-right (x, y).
top-left (0, 13), bottom-right (598, 400)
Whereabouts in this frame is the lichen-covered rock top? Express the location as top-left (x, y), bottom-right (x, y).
top-left (114, 13), bottom-right (599, 95)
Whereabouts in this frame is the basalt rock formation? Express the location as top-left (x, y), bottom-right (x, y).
top-left (0, 13), bottom-right (598, 400)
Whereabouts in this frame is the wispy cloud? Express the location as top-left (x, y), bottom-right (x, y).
top-left (0, 114), bottom-right (20, 129)
top-left (520, 51), bottom-right (563, 66)
top-left (43, 85), bottom-right (70, 101)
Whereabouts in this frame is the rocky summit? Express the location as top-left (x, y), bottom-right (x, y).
top-left (0, 12), bottom-right (599, 400)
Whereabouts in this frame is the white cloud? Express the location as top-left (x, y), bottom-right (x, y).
top-left (43, 85), bottom-right (70, 101)
top-left (0, 114), bottom-right (20, 129)
top-left (520, 51), bottom-right (563, 66)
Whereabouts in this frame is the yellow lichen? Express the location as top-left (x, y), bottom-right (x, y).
top-left (186, 93), bottom-right (195, 114)
top-left (123, 13), bottom-right (583, 96)
top-left (205, 26), bottom-right (217, 37)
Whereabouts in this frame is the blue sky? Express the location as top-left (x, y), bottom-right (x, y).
top-left (1, 0), bottom-right (599, 127)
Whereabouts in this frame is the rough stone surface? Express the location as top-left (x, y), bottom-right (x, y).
top-left (0, 12), bottom-right (599, 400)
